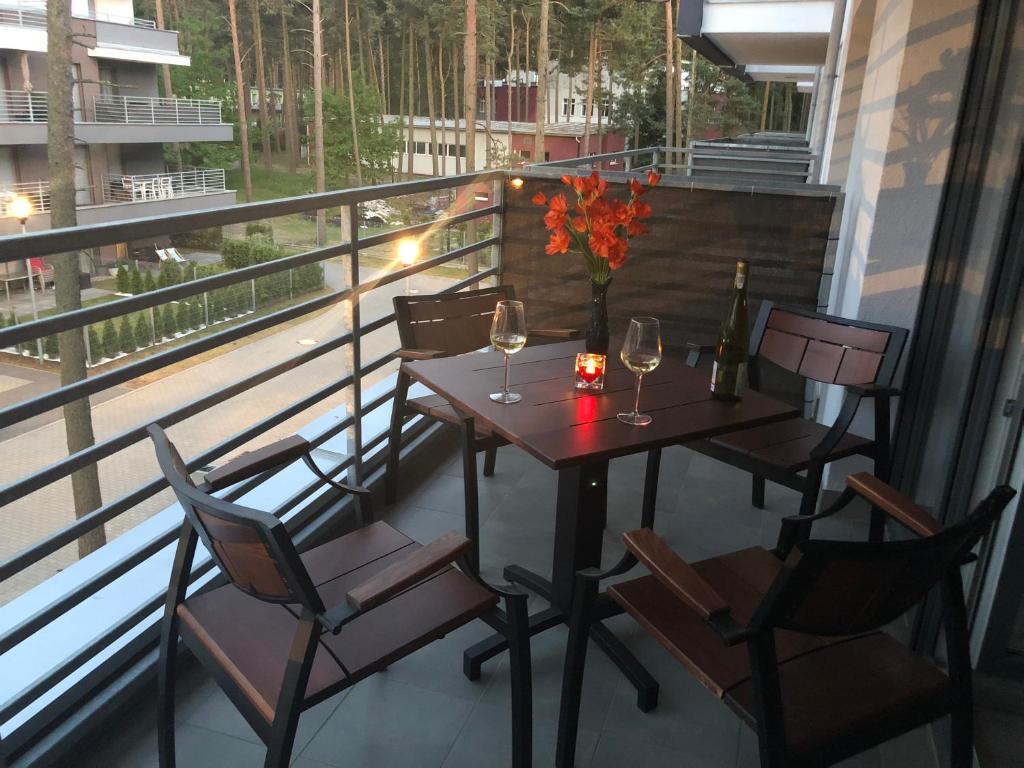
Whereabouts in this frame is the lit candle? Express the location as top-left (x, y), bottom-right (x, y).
top-left (575, 353), bottom-right (606, 390)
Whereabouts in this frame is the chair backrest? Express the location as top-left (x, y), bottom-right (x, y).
top-left (148, 424), bottom-right (324, 612)
top-left (750, 302), bottom-right (908, 387)
top-left (393, 285), bottom-right (516, 356)
top-left (759, 485), bottom-right (1017, 637)
top-left (28, 258), bottom-right (47, 273)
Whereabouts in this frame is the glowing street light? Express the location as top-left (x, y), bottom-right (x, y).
top-left (6, 193), bottom-right (43, 360)
top-left (509, 176), bottom-right (525, 191)
top-left (398, 238), bottom-right (420, 295)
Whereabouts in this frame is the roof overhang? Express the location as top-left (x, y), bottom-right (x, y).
top-left (743, 65), bottom-right (819, 83)
top-left (88, 46), bottom-right (190, 66)
top-left (797, 81), bottom-right (815, 93)
top-left (678, 1), bottom-right (833, 68)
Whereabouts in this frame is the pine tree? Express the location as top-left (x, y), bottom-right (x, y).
top-left (162, 303), bottom-right (177, 337)
top-left (135, 313), bottom-right (151, 348)
top-left (119, 315), bottom-right (136, 354)
top-left (116, 264), bottom-right (129, 293)
top-left (143, 270), bottom-right (157, 293)
top-left (177, 301), bottom-right (191, 332)
top-left (102, 319), bottom-right (118, 357)
top-left (191, 300), bottom-right (203, 329)
top-left (153, 307), bottom-right (164, 340)
top-left (129, 267), bottom-right (143, 295)
top-left (44, 334), bottom-right (59, 359)
top-left (88, 325), bottom-right (103, 364)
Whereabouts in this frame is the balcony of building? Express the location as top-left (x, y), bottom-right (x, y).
top-left (0, 91), bottom-right (232, 145)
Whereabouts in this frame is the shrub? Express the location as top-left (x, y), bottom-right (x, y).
top-left (245, 222), bottom-right (274, 241)
top-left (176, 301), bottom-right (191, 332)
top-left (158, 261), bottom-right (182, 288)
top-left (143, 270), bottom-right (157, 293)
top-left (118, 316), bottom-right (136, 354)
top-left (135, 313), bottom-right (151, 347)
top-left (116, 264), bottom-right (129, 293)
top-left (171, 226), bottom-right (222, 250)
top-left (88, 325), bottom-right (103, 363)
top-left (221, 238), bottom-right (251, 270)
top-left (152, 306), bottom-right (164, 340)
top-left (102, 319), bottom-right (118, 357)
top-left (44, 334), bottom-right (59, 359)
top-left (129, 267), bottom-right (143, 295)
top-left (162, 303), bottom-right (177, 337)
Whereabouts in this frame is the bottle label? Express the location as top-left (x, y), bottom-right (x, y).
top-left (736, 273), bottom-right (745, 289)
top-left (710, 361), bottom-right (718, 392)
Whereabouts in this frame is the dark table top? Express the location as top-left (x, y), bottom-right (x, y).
top-left (402, 340), bottom-right (800, 470)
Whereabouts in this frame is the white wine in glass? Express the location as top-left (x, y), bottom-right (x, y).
top-left (617, 317), bottom-right (662, 426)
top-left (490, 300), bottom-right (527, 404)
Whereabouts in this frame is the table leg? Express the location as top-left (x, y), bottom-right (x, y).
top-left (463, 460), bottom-right (659, 711)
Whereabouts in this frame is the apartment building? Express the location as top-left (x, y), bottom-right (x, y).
top-left (0, 0), bottom-right (234, 275)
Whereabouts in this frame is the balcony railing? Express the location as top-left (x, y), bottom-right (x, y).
top-left (100, 168), bottom-right (227, 203)
top-left (0, 4), bottom-right (157, 29)
top-left (0, 90), bottom-right (47, 123)
top-left (93, 94), bottom-right (224, 125)
top-left (0, 180), bottom-right (50, 215)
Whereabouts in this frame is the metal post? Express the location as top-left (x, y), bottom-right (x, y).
top-left (348, 203), bottom-right (363, 482)
top-left (492, 178), bottom-right (505, 284)
top-left (150, 99), bottom-right (155, 124)
top-left (149, 306), bottom-right (157, 343)
top-left (83, 325), bottom-right (91, 366)
top-left (124, 97), bottom-right (129, 123)
top-left (19, 221), bottom-right (43, 361)
top-left (203, 292), bottom-right (209, 327)
top-left (250, 279), bottom-right (256, 312)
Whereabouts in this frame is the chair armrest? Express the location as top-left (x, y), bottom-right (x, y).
top-left (845, 383), bottom-right (900, 398)
top-left (846, 473), bottom-right (943, 537)
top-left (622, 529), bottom-right (730, 619)
top-left (529, 328), bottom-right (582, 340)
top-left (684, 342), bottom-right (716, 368)
top-left (398, 348), bottom-right (446, 361)
top-left (346, 531), bottom-right (472, 610)
top-left (204, 435), bottom-right (311, 491)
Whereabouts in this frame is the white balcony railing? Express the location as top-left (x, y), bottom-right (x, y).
top-left (1, 180), bottom-right (50, 215)
top-left (0, 4), bottom-right (157, 28)
top-left (93, 94), bottom-right (224, 125)
top-left (100, 168), bottom-right (227, 203)
top-left (0, 90), bottom-right (48, 123)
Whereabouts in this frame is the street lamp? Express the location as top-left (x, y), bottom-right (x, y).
top-left (398, 238), bottom-right (420, 295)
top-left (7, 193), bottom-right (43, 360)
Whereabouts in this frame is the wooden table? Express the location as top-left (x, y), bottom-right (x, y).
top-left (403, 340), bottom-right (799, 709)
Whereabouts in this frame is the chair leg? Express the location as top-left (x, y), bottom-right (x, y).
top-left (641, 448), bottom-right (661, 529)
top-left (556, 578), bottom-right (598, 768)
top-left (385, 372), bottom-right (411, 506)
top-left (799, 465), bottom-right (823, 518)
top-left (504, 594), bottom-right (533, 768)
top-left (752, 475), bottom-right (766, 509)
top-left (483, 444), bottom-right (498, 477)
top-left (264, 619), bottom-right (319, 768)
top-left (459, 417), bottom-right (482, 574)
top-left (157, 620), bottom-right (178, 768)
top-left (950, 701), bottom-right (974, 768)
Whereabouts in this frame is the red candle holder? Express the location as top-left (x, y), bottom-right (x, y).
top-left (574, 353), bottom-right (606, 391)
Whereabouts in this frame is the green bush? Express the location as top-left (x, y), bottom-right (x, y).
top-left (245, 222), bottom-right (274, 242)
top-left (162, 303), bottom-right (177, 337)
top-left (88, 325), bottom-right (103, 364)
top-left (171, 227), bottom-right (222, 250)
top-left (158, 261), bottom-right (182, 288)
top-left (44, 334), bottom-right (59, 359)
top-left (118, 316), bottom-right (136, 354)
top-left (153, 306), bottom-right (164, 340)
top-left (116, 264), bottom-right (129, 293)
top-left (129, 267), bottom-right (143, 295)
top-left (102, 319), bottom-right (118, 357)
top-left (221, 239), bottom-right (252, 270)
top-left (135, 313), bottom-right (151, 347)
top-left (176, 301), bottom-right (191, 332)
top-left (143, 270), bottom-right (157, 293)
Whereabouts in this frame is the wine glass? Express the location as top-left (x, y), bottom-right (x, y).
top-left (617, 317), bottom-right (662, 426)
top-left (490, 300), bottom-right (527, 404)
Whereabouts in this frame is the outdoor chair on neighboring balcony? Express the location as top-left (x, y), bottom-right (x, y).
top-left (28, 258), bottom-right (53, 291)
top-left (149, 425), bottom-right (533, 768)
top-left (556, 472), bottom-right (1017, 768)
top-left (652, 302), bottom-right (908, 533)
top-left (386, 285), bottom-right (578, 570)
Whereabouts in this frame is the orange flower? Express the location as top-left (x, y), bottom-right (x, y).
top-left (544, 207), bottom-right (567, 230)
top-left (647, 170), bottom-right (662, 188)
top-left (629, 178), bottom-right (647, 197)
top-left (549, 193), bottom-right (568, 213)
top-left (545, 228), bottom-right (571, 255)
top-left (571, 216), bottom-right (587, 232)
top-left (531, 191), bottom-right (548, 206)
top-left (626, 219), bottom-right (648, 237)
top-left (632, 200), bottom-right (653, 220)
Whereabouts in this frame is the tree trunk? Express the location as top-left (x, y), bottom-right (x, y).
top-left (686, 48), bottom-right (697, 146)
top-left (48, 0), bottom-right (106, 558)
top-left (759, 81), bottom-right (770, 132)
top-left (484, 56), bottom-right (493, 167)
top-left (438, 42), bottom-right (447, 175)
top-left (506, 8), bottom-right (515, 160)
top-left (406, 26), bottom-right (415, 178)
top-left (281, 8), bottom-right (299, 172)
top-left (581, 26), bottom-right (596, 157)
top-left (229, 0), bottom-right (253, 201)
top-left (784, 83), bottom-right (793, 132)
top-left (252, 0), bottom-right (273, 172)
top-left (155, 0), bottom-right (182, 170)
top-left (663, 0), bottom-right (674, 161)
top-left (674, 32), bottom-right (683, 152)
top-left (380, 36), bottom-right (388, 113)
top-left (534, 0), bottom-right (548, 160)
top-left (398, 24), bottom-right (406, 173)
top-left (425, 31), bottom-right (439, 176)
top-left (521, 11), bottom-right (530, 121)
top-left (343, 0), bottom-right (362, 185)
top-left (464, 0), bottom-right (477, 173)
top-left (454, 42), bottom-right (463, 175)
top-left (312, 0), bottom-right (326, 244)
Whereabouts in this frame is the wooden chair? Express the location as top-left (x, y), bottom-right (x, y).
top-left (556, 473), bottom-right (1017, 768)
top-left (386, 285), bottom-right (577, 569)
top-left (149, 425), bottom-right (533, 768)
top-left (661, 302), bottom-right (909, 534)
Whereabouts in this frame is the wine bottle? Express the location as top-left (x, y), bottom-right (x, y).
top-left (711, 260), bottom-right (749, 401)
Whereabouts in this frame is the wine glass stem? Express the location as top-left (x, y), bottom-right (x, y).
top-left (503, 352), bottom-right (511, 396)
top-left (633, 374), bottom-right (643, 416)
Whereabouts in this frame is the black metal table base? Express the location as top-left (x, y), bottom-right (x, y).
top-left (462, 563), bottom-right (659, 712)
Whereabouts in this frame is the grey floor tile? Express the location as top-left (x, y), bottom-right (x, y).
top-left (589, 729), bottom-right (714, 768)
top-left (384, 502), bottom-right (467, 544)
top-left (441, 701), bottom-right (599, 768)
top-left (879, 725), bottom-right (937, 767)
top-left (299, 676), bottom-right (474, 767)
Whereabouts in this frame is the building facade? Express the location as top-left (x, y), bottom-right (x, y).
top-left (0, 0), bottom-right (234, 274)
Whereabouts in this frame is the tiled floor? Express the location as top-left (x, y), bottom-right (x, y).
top-left (63, 440), bottom-right (941, 768)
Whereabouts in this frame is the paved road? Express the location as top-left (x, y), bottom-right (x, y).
top-left (0, 261), bottom-right (467, 601)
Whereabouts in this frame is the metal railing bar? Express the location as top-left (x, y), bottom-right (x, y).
top-left (661, 163), bottom-right (812, 178)
top-left (359, 237), bottom-right (499, 294)
top-left (0, 171), bottom-right (506, 261)
top-left (357, 204), bottom-right (500, 251)
top-left (441, 266), bottom-right (500, 294)
top-left (0, 240), bottom-right (351, 348)
top-left (0, 330), bottom-right (355, 507)
top-left (0, 286), bottom-right (351, 430)
top-left (530, 147), bottom-right (667, 168)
